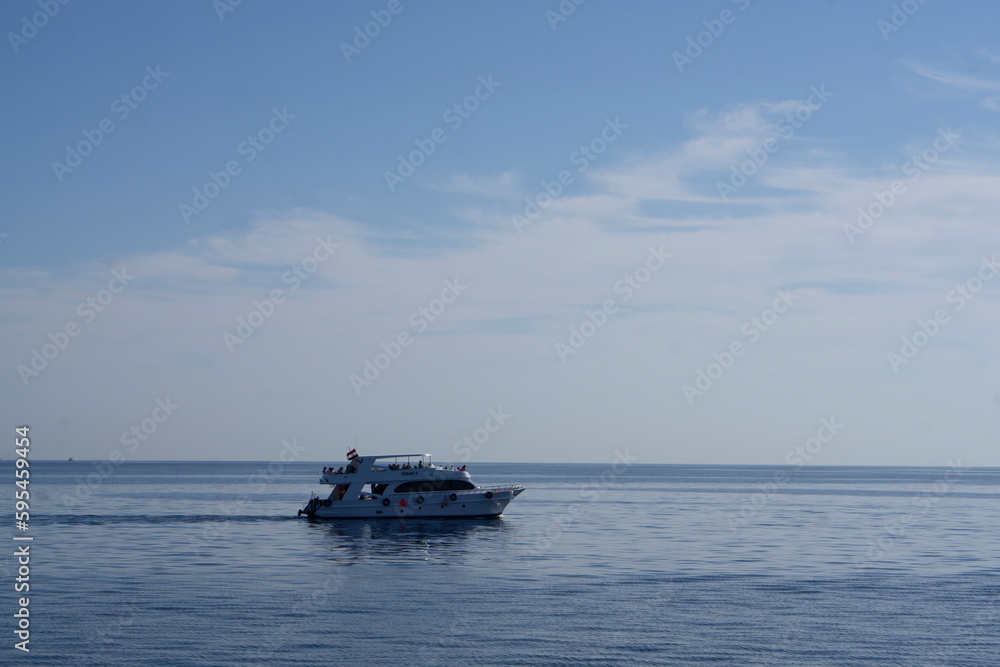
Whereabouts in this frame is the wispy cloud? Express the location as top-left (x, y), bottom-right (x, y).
top-left (431, 171), bottom-right (520, 198)
top-left (192, 214), bottom-right (355, 265)
top-left (905, 59), bottom-right (1000, 113)
top-left (904, 60), bottom-right (1000, 93)
top-left (125, 252), bottom-right (241, 287)
top-left (589, 99), bottom-right (817, 204)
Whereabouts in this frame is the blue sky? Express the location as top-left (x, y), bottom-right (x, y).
top-left (3, 0), bottom-right (1000, 465)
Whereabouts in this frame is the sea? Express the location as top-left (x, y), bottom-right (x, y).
top-left (6, 461), bottom-right (1000, 666)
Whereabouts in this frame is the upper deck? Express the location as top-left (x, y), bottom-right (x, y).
top-left (318, 453), bottom-right (470, 485)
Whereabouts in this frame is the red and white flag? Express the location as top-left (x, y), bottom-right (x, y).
top-left (346, 448), bottom-right (358, 460)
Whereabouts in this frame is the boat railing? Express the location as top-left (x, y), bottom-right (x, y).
top-left (458, 484), bottom-right (524, 495)
top-left (388, 484), bottom-right (523, 496)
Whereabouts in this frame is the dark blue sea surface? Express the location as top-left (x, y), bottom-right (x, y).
top-left (7, 461), bottom-right (1000, 666)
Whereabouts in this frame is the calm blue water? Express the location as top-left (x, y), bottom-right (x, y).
top-left (6, 461), bottom-right (1000, 666)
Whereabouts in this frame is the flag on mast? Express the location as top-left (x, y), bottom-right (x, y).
top-left (346, 448), bottom-right (358, 460)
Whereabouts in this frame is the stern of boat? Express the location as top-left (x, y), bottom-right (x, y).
top-left (298, 495), bottom-right (322, 517)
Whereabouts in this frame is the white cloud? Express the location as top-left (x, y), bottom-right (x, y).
top-left (5, 110), bottom-right (1000, 465)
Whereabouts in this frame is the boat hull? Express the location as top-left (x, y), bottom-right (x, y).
top-left (300, 488), bottom-right (523, 520)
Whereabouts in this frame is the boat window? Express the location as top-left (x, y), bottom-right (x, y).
top-left (393, 480), bottom-right (476, 493)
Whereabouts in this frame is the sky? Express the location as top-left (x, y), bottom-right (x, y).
top-left (2, 0), bottom-right (1000, 465)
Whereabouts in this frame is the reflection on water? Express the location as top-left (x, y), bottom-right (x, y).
top-left (307, 517), bottom-right (515, 565)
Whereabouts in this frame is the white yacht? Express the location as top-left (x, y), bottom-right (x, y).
top-left (298, 450), bottom-right (525, 519)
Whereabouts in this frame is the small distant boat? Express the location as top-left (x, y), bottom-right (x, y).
top-left (298, 450), bottom-right (525, 519)
top-left (68, 457), bottom-right (76, 462)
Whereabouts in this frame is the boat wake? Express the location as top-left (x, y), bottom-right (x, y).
top-left (33, 514), bottom-right (301, 525)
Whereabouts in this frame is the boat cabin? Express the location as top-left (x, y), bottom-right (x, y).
top-left (317, 453), bottom-right (474, 502)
